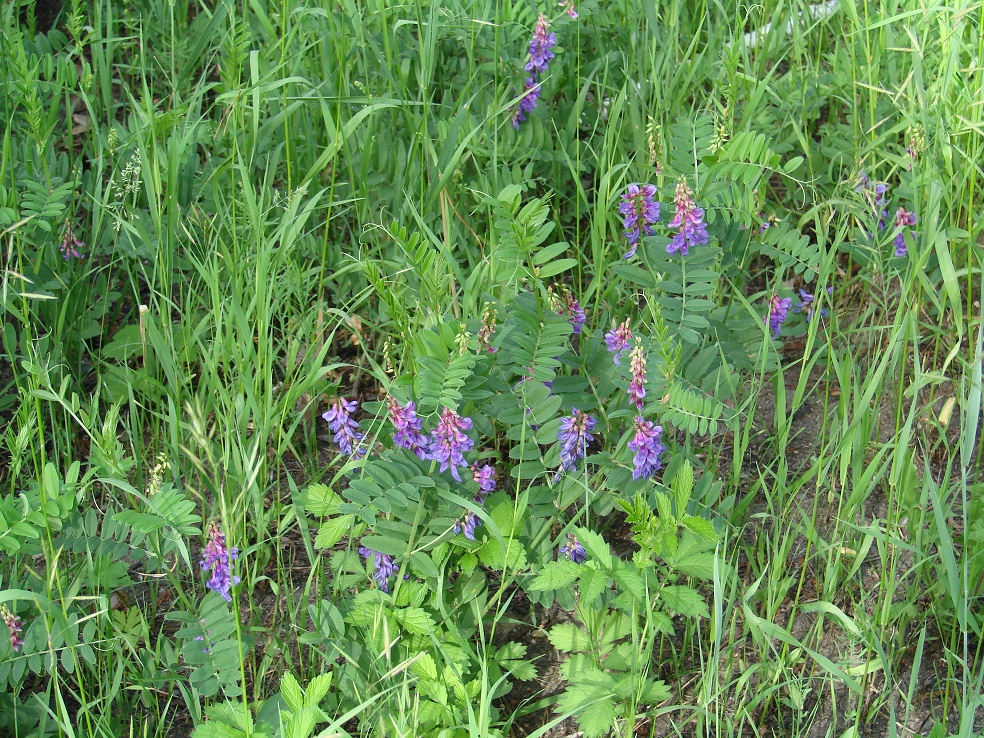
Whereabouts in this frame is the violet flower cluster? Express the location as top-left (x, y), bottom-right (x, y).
top-left (628, 341), bottom-right (647, 411)
top-left (454, 463), bottom-right (497, 540)
top-left (200, 521), bottom-right (240, 602)
top-left (323, 398), bottom-right (366, 458)
top-left (559, 533), bottom-right (586, 563)
top-left (2, 605), bottom-right (24, 652)
top-left (628, 417), bottom-right (665, 480)
top-left (856, 171), bottom-right (889, 233)
top-left (764, 293), bottom-right (793, 338)
top-left (512, 15), bottom-right (556, 129)
top-left (427, 407), bottom-right (475, 482)
top-left (388, 397), bottom-right (428, 458)
top-left (604, 319), bottom-right (633, 366)
top-left (894, 207), bottom-right (917, 257)
top-left (60, 223), bottom-right (84, 260)
top-left (795, 287), bottom-right (832, 322)
top-left (557, 408), bottom-right (597, 474)
top-left (666, 180), bottom-right (708, 256)
top-left (359, 546), bottom-right (399, 593)
top-left (619, 183), bottom-right (660, 259)
top-left (559, 0), bottom-right (578, 18)
top-left (551, 287), bottom-right (586, 335)
top-left (478, 304), bottom-right (498, 353)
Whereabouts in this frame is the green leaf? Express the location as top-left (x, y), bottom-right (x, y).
top-left (575, 527), bottom-right (612, 569)
top-left (537, 258), bottom-right (578, 279)
top-left (681, 515), bottom-right (717, 542)
top-left (411, 653), bottom-right (439, 680)
top-left (528, 560), bottom-right (581, 591)
top-left (394, 607), bottom-right (434, 635)
top-left (314, 515), bottom-right (360, 549)
top-left (548, 623), bottom-right (591, 653)
top-left (661, 585), bottom-right (709, 618)
top-left (304, 484), bottom-right (342, 517)
top-left (306, 673), bottom-right (333, 705)
top-left (578, 566), bottom-right (609, 605)
top-left (611, 563), bottom-right (645, 600)
top-left (555, 669), bottom-right (617, 738)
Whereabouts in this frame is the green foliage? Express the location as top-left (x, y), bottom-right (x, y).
top-left (1, 0), bottom-right (980, 734)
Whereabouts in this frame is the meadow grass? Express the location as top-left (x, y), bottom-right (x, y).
top-left (1, 0), bottom-right (982, 735)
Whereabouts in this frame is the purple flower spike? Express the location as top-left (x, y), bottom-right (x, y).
top-left (427, 407), bottom-right (475, 482)
top-left (453, 510), bottom-right (481, 541)
top-left (200, 521), bottom-right (241, 602)
top-left (60, 223), bottom-right (85, 260)
top-left (323, 398), bottom-right (366, 458)
top-left (552, 288), bottom-right (587, 335)
top-left (764, 293), bottom-right (793, 338)
top-left (559, 0), bottom-right (578, 18)
top-left (472, 463), bottom-right (497, 498)
top-left (525, 15), bottom-right (556, 76)
top-left (1, 605), bottom-right (24, 652)
top-left (628, 417), bottom-right (664, 481)
top-left (666, 180), bottom-right (708, 256)
top-left (794, 287), bottom-right (832, 322)
top-left (359, 546), bottom-right (398, 593)
top-left (619, 183), bottom-right (660, 258)
top-left (628, 341), bottom-right (646, 411)
top-left (478, 304), bottom-right (498, 353)
top-left (388, 397), bottom-right (428, 458)
top-left (567, 293), bottom-right (587, 335)
top-left (894, 207), bottom-right (917, 257)
top-left (557, 408), bottom-right (597, 473)
top-left (605, 319), bottom-right (633, 366)
top-left (559, 533), bottom-right (586, 563)
top-left (512, 77), bottom-right (542, 129)
top-left (856, 171), bottom-right (890, 234)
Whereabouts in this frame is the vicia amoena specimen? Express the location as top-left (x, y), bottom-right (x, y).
top-left (512, 14), bottom-right (557, 129)
top-left (628, 417), bottom-right (664, 480)
top-left (200, 521), bottom-right (240, 602)
top-left (893, 207), bottom-right (916, 257)
top-left (427, 407), bottom-right (475, 482)
top-left (666, 180), bottom-right (709, 256)
top-left (388, 397), bottom-right (428, 458)
top-left (557, 408), bottom-right (597, 474)
top-left (605, 319), bottom-right (633, 366)
top-left (628, 341), bottom-right (647, 411)
top-left (618, 184), bottom-right (660, 259)
top-left (359, 547), bottom-right (398, 593)
top-left (795, 287), bottom-right (831, 322)
top-left (764, 293), bottom-right (793, 338)
top-left (323, 397), bottom-right (366, 457)
top-left (559, 533), bottom-right (586, 563)
top-left (2, 605), bottom-right (24, 652)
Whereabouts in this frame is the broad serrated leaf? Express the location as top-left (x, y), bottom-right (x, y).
top-left (547, 622), bottom-right (591, 653)
top-left (280, 672), bottom-right (305, 711)
top-left (527, 560), bottom-right (580, 591)
top-left (661, 584), bottom-right (709, 618)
